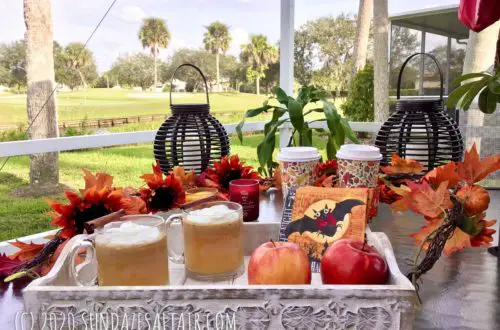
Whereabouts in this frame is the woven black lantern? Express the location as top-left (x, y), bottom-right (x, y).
top-left (154, 64), bottom-right (230, 174)
top-left (375, 53), bottom-right (464, 172)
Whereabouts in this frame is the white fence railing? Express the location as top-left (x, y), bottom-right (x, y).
top-left (0, 121), bottom-right (382, 157)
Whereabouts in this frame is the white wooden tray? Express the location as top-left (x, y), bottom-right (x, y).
top-left (23, 222), bottom-right (416, 329)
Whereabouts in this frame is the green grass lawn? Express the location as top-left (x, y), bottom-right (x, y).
top-left (0, 88), bottom-right (343, 128)
top-left (0, 89), bottom-right (269, 124)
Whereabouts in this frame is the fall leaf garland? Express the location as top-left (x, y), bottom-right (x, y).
top-left (380, 144), bottom-right (499, 287)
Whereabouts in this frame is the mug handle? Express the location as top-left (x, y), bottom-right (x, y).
top-left (68, 238), bottom-right (97, 287)
top-left (165, 214), bottom-right (185, 264)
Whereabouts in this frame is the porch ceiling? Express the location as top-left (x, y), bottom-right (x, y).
top-left (390, 4), bottom-right (469, 40)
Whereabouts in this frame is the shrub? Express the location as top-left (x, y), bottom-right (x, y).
top-left (63, 125), bottom-right (92, 137)
top-left (341, 64), bottom-right (373, 122)
top-left (63, 127), bottom-right (80, 137)
top-left (11, 85), bottom-right (27, 94)
top-left (0, 124), bottom-right (28, 142)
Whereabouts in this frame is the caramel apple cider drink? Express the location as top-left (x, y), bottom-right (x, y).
top-left (68, 215), bottom-right (170, 286)
top-left (95, 221), bottom-right (169, 286)
top-left (167, 201), bottom-right (244, 280)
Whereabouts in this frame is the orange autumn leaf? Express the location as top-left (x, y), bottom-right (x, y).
top-left (443, 227), bottom-right (472, 255)
top-left (0, 253), bottom-right (24, 278)
top-left (457, 143), bottom-right (500, 185)
top-left (424, 162), bottom-right (461, 188)
top-left (172, 166), bottom-right (197, 188)
top-left (405, 181), bottom-right (452, 218)
top-left (390, 198), bottom-right (409, 212)
top-left (81, 169), bottom-right (114, 194)
top-left (411, 218), bottom-right (471, 256)
top-left (381, 154), bottom-right (424, 175)
top-left (390, 183), bottom-right (411, 197)
top-left (387, 183), bottom-right (411, 212)
top-left (8, 240), bottom-right (45, 261)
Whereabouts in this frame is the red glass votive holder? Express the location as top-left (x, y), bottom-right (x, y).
top-left (229, 179), bottom-right (260, 222)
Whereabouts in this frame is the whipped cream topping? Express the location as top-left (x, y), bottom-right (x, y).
top-left (96, 221), bottom-right (162, 246)
top-left (186, 205), bottom-right (240, 224)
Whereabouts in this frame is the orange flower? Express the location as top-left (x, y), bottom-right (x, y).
top-left (200, 155), bottom-right (260, 192)
top-left (470, 216), bottom-right (497, 247)
top-left (48, 170), bottom-right (146, 239)
top-left (140, 162), bottom-right (185, 213)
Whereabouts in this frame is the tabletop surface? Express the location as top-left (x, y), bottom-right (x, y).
top-left (1, 190), bottom-right (499, 330)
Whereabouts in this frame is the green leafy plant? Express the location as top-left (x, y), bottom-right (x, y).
top-left (236, 86), bottom-right (359, 176)
top-left (447, 69), bottom-right (500, 114)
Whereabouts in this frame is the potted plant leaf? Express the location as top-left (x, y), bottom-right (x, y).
top-left (447, 68), bottom-right (500, 114)
top-left (236, 86), bottom-right (359, 176)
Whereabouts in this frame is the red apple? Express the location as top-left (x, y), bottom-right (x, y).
top-left (248, 240), bottom-right (311, 285)
top-left (321, 239), bottom-right (388, 285)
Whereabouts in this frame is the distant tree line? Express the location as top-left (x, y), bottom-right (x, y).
top-left (0, 15), bottom-right (464, 95)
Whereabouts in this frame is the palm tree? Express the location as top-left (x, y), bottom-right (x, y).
top-left (240, 35), bottom-right (278, 95)
top-left (23, 0), bottom-right (59, 188)
top-left (203, 21), bottom-right (231, 92)
top-left (353, 0), bottom-right (373, 74)
top-left (62, 42), bottom-right (93, 88)
top-left (138, 17), bottom-right (170, 87)
top-left (373, 0), bottom-right (389, 122)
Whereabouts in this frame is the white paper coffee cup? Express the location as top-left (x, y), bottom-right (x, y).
top-left (277, 147), bottom-right (321, 198)
top-left (336, 144), bottom-right (382, 188)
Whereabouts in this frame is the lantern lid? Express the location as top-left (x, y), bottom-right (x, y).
top-left (171, 103), bottom-right (210, 115)
top-left (396, 98), bottom-right (443, 112)
top-left (397, 97), bottom-right (441, 103)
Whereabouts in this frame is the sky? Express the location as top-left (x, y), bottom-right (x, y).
top-left (0, 0), bottom-right (460, 72)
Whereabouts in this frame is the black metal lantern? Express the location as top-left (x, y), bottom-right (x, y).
top-left (375, 53), bottom-right (464, 172)
top-left (154, 64), bottom-right (230, 174)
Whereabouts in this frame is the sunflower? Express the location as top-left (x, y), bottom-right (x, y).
top-left (200, 155), bottom-right (260, 192)
top-left (140, 162), bottom-right (185, 213)
top-left (48, 170), bottom-right (146, 239)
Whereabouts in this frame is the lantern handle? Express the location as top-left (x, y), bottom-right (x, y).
top-left (397, 52), bottom-right (443, 100)
top-left (169, 63), bottom-right (210, 105)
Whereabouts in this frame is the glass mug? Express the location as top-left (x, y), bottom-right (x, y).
top-left (69, 215), bottom-right (173, 286)
top-left (166, 201), bottom-right (244, 281)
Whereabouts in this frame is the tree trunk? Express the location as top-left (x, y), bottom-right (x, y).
top-left (373, 0), bottom-right (389, 122)
top-left (216, 52), bottom-right (220, 92)
top-left (461, 21), bottom-right (500, 151)
top-left (353, 0), bottom-right (373, 74)
top-left (77, 68), bottom-right (87, 88)
top-left (256, 76), bottom-right (260, 95)
top-left (24, 0), bottom-right (59, 187)
top-left (153, 50), bottom-right (158, 87)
